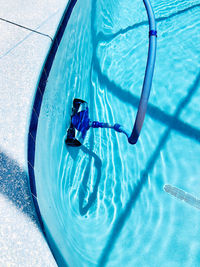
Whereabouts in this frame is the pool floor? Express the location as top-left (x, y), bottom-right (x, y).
top-left (33, 0), bottom-right (200, 266)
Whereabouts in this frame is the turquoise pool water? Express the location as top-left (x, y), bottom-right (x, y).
top-left (34, 0), bottom-right (200, 266)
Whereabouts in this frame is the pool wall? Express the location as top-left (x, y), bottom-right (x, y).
top-left (27, 0), bottom-right (77, 265)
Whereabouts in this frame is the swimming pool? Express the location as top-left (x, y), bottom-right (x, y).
top-left (28, 0), bottom-right (200, 266)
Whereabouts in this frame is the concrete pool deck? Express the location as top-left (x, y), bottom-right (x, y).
top-left (0, 0), bottom-right (68, 265)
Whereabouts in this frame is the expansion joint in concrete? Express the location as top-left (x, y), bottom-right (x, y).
top-left (0, 17), bottom-right (53, 41)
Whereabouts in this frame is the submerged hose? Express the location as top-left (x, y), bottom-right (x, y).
top-left (128, 0), bottom-right (157, 144)
top-left (66, 0), bottom-right (157, 147)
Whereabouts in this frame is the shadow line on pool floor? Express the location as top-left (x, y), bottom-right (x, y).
top-left (97, 3), bottom-right (200, 43)
top-left (97, 63), bottom-right (200, 267)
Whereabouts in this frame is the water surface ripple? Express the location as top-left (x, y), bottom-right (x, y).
top-left (34, 0), bottom-right (200, 266)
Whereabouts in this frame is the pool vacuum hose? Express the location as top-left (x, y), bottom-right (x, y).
top-left (65, 0), bottom-right (157, 147)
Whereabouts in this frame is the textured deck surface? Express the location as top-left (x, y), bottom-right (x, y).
top-left (0, 1), bottom-right (67, 265)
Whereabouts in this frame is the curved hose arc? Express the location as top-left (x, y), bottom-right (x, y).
top-left (128, 0), bottom-right (157, 144)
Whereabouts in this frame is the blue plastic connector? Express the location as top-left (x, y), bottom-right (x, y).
top-left (91, 121), bottom-right (111, 128)
top-left (113, 124), bottom-right (122, 132)
top-left (149, 30), bottom-right (157, 37)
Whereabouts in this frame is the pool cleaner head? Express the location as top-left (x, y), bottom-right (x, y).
top-left (65, 99), bottom-right (90, 146)
top-left (65, 98), bottom-right (130, 147)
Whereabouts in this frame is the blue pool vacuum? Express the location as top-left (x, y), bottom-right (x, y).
top-left (65, 98), bottom-right (130, 146)
top-left (66, 0), bottom-right (157, 146)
